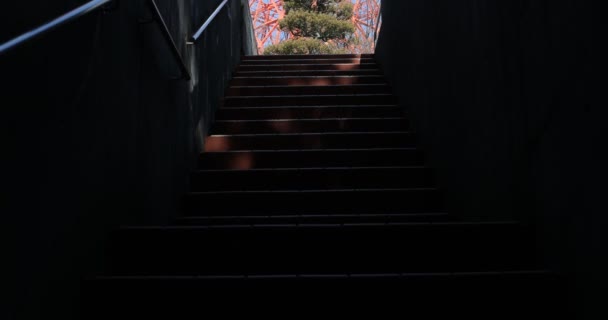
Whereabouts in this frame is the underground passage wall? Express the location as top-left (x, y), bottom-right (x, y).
top-left (1, 0), bottom-right (254, 319)
top-left (375, 0), bottom-right (602, 317)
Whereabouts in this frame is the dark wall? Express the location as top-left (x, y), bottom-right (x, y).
top-left (375, 0), bottom-right (602, 317)
top-left (1, 0), bottom-right (253, 319)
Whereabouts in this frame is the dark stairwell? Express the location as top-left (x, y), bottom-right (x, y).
top-left (84, 54), bottom-right (565, 318)
top-left (2, 0), bottom-right (601, 319)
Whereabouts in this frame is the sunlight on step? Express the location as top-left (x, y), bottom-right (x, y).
top-left (228, 153), bottom-right (256, 170)
top-left (269, 120), bottom-right (303, 133)
top-left (284, 77), bottom-right (364, 86)
top-left (335, 64), bottom-right (363, 71)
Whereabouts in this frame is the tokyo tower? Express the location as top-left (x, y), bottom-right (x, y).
top-left (249, 0), bottom-right (382, 54)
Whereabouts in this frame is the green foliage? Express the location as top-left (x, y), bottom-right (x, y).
top-left (327, 1), bottom-right (354, 20)
top-left (284, 0), bottom-right (333, 13)
top-left (279, 10), bottom-right (354, 41)
top-left (264, 38), bottom-right (347, 55)
top-left (263, 0), bottom-right (355, 55)
top-left (284, 0), bottom-right (354, 19)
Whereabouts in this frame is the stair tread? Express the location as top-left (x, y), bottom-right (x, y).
top-left (209, 131), bottom-right (409, 137)
top-left (185, 188), bottom-right (443, 215)
top-left (190, 166), bottom-right (434, 191)
top-left (229, 83), bottom-right (388, 88)
top-left (175, 215), bottom-right (451, 227)
top-left (225, 93), bottom-right (393, 98)
top-left (204, 132), bottom-right (414, 151)
top-left (237, 64), bottom-right (380, 72)
top-left (195, 165), bottom-right (426, 172)
top-left (240, 59), bottom-right (375, 65)
top-left (235, 70), bottom-right (383, 77)
top-left (111, 220), bottom-right (535, 275)
top-left (178, 212), bottom-right (448, 218)
top-left (237, 69), bottom-right (381, 72)
top-left (230, 76), bottom-right (387, 86)
top-left (189, 187), bottom-right (438, 194)
top-left (215, 117), bottom-right (404, 122)
top-left (174, 213), bottom-right (452, 226)
top-left (98, 270), bottom-right (553, 280)
top-left (239, 63), bottom-right (377, 67)
top-left (121, 221), bottom-right (519, 230)
top-left (233, 75), bottom-right (384, 79)
top-left (218, 104), bottom-right (400, 110)
top-left (176, 213), bottom-right (449, 220)
top-left (203, 147), bottom-right (416, 152)
top-left (86, 271), bottom-right (563, 319)
top-left (226, 84), bottom-right (391, 96)
top-left (215, 105), bottom-right (404, 119)
top-left (222, 94), bottom-right (397, 108)
top-left (243, 54), bottom-right (374, 59)
top-left (198, 148), bottom-right (424, 169)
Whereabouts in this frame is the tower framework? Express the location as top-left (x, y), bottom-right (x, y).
top-left (249, 0), bottom-right (382, 54)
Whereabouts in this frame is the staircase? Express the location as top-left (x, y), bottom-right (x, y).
top-left (85, 54), bottom-right (564, 318)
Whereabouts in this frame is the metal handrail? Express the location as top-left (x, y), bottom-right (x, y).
top-left (0, 0), bottom-right (192, 80)
top-left (0, 0), bottom-right (112, 56)
top-left (145, 0), bottom-right (191, 80)
top-left (190, 0), bottom-right (229, 43)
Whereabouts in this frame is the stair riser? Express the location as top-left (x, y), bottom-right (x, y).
top-left (204, 133), bottom-right (413, 152)
top-left (226, 85), bottom-right (391, 96)
top-left (231, 76), bottom-right (386, 86)
top-left (216, 106), bottom-right (404, 120)
top-left (198, 149), bottom-right (425, 169)
top-left (223, 95), bottom-right (398, 108)
top-left (242, 54), bottom-right (375, 60)
top-left (191, 168), bottom-right (433, 191)
top-left (237, 64), bottom-right (378, 72)
top-left (86, 274), bottom-right (562, 319)
top-left (175, 214), bottom-right (452, 226)
top-left (240, 59), bottom-right (375, 65)
top-left (111, 223), bottom-right (533, 275)
top-left (212, 119), bottom-right (409, 134)
top-left (184, 189), bottom-right (442, 215)
top-left (235, 70), bottom-right (383, 77)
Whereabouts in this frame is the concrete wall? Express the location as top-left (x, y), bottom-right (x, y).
top-left (375, 0), bottom-right (602, 317)
top-left (1, 0), bottom-right (254, 319)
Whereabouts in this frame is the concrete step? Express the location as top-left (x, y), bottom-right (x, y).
top-left (235, 69), bottom-right (383, 77)
top-left (204, 132), bottom-right (414, 151)
top-left (239, 58), bottom-right (375, 65)
top-left (85, 271), bottom-right (563, 318)
top-left (222, 93), bottom-right (397, 107)
top-left (174, 213), bottom-right (453, 226)
top-left (198, 148), bottom-right (425, 169)
top-left (242, 54), bottom-right (375, 60)
top-left (184, 188), bottom-right (443, 215)
top-left (237, 63), bottom-right (378, 72)
top-left (230, 75), bottom-right (387, 86)
top-left (211, 118), bottom-right (408, 134)
top-left (215, 105), bottom-right (404, 120)
top-left (109, 222), bottom-right (536, 276)
top-left (226, 84), bottom-right (391, 96)
top-left (190, 167), bottom-right (433, 191)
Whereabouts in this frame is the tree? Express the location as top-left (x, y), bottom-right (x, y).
top-left (264, 0), bottom-right (355, 55)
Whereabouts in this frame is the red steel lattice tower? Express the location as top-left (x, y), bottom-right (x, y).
top-left (249, 0), bottom-right (289, 54)
top-left (249, 0), bottom-right (381, 54)
top-left (350, 0), bottom-right (382, 53)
